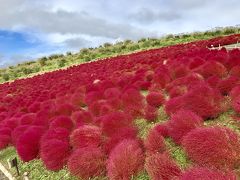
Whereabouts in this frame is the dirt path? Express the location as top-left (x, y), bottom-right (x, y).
top-left (0, 170), bottom-right (8, 180)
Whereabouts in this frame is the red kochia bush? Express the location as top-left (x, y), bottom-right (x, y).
top-left (144, 128), bottom-right (166, 156)
top-left (70, 125), bottom-right (102, 149)
top-left (40, 128), bottom-right (70, 144)
top-left (194, 61), bottom-right (227, 78)
top-left (146, 91), bottom-right (164, 107)
top-left (165, 83), bottom-right (224, 119)
top-left (101, 111), bottom-right (133, 136)
top-left (144, 105), bottom-right (158, 122)
top-left (0, 135), bottom-right (11, 150)
top-left (232, 96), bottom-right (240, 114)
top-left (182, 127), bottom-right (240, 170)
top-left (49, 115), bottom-right (73, 131)
top-left (153, 123), bottom-right (169, 138)
top-left (71, 110), bottom-right (93, 125)
top-left (19, 113), bottom-right (36, 125)
top-left (16, 126), bottom-right (46, 162)
top-left (11, 125), bottom-right (29, 146)
top-left (179, 167), bottom-right (237, 180)
top-left (103, 127), bottom-right (138, 155)
top-left (168, 109), bottom-right (203, 144)
top-left (217, 76), bottom-right (240, 95)
top-left (145, 153), bottom-right (181, 180)
top-left (40, 139), bottom-right (71, 171)
top-left (68, 147), bottom-right (106, 179)
top-left (107, 139), bottom-right (144, 180)
top-left (230, 85), bottom-right (240, 100)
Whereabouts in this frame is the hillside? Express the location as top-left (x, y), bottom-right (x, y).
top-left (1, 26), bottom-right (240, 83)
top-left (0, 32), bottom-right (240, 179)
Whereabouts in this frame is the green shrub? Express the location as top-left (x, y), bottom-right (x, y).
top-left (2, 73), bottom-right (10, 81)
top-left (58, 59), bottom-right (66, 67)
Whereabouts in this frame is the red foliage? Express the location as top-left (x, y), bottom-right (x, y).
top-left (169, 86), bottom-right (187, 98)
top-left (70, 125), bottom-right (102, 149)
top-left (232, 95), bottom-right (240, 114)
top-left (68, 147), bottom-right (106, 179)
top-left (103, 127), bottom-right (138, 155)
top-left (217, 76), bottom-right (240, 95)
top-left (0, 135), bottom-right (11, 150)
top-left (144, 105), bottom-right (158, 122)
top-left (230, 85), bottom-right (240, 100)
top-left (11, 125), bottom-right (29, 146)
top-left (182, 127), bottom-right (240, 170)
top-left (49, 115), bottom-right (73, 131)
top-left (194, 61), bottom-right (228, 79)
top-left (167, 109), bottom-right (203, 144)
top-left (55, 103), bottom-right (75, 116)
top-left (40, 128), bottom-right (70, 144)
top-left (107, 139), bottom-right (144, 180)
top-left (144, 128), bottom-right (166, 156)
top-left (101, 111), bottom-right (134, 136)
top-left (153, 123), bottom-right (169, 138)
top-left (165, 83), bottom-right (224, 119)
top-left (146, 91), bottom-right (164, 107)
top-left (145, 153), bottom-right (181, 180)
top-left (16, 126), bottom-right (46, 162)
top-left (40, 139), bottom-right (71, 171)
top-left (71, 110), bottom-right (93, 125)
top-left (19, 113), bottom-right (36, 125)
top-left (179, 167), bottom-right (237, 180)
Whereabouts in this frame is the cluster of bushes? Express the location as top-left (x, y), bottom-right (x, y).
top-left (0, 34), bottom-right (240, 179)
top-left (1, 26), bottom-right (240, 83)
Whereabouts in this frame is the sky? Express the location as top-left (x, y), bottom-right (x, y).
top-left (0, 0), bottom-right (240, 67)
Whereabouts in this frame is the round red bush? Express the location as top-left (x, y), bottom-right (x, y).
top-left (68, 147), bottom-right (106, 179)
top-left (145, 153), bottom-right (181, 180)
top-left (144, 105), bottom-right (158, 122)
top-left (168, 109), bottom-right (203, 144)
top-left (41, 128), bottom-right (70, 144)
top-left (103, 127), bottom-right (138, 155)
top-left (16, 126), bottom-right (46, 162)
top-left (49, 115), bottom-right (73, 131)
top-left (70, 125), bottom-right (102, 149)
top-left (101, 111), bottom-right (133, 136)
top-left (11, 125), bottom-right (29, 146)
top-left (182, 127), bottom-right (240, 170)
top-left (0, 135), bottom-right (11, 150)
top-left (144, 128), bottom-right (166, 156)
top-left (40, 139), bottom-right (71, 171)
top-left (179, 167), bottom-right (237, 180)
top-left (107, 139), bottom-right (144, 180)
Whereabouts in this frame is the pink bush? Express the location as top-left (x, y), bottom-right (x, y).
top-left (49, 115), bottom-right (73, 131)
top-left (68, 147), bottom-right (106, 179)
top-left (11, 125), bottom-right (29, 146)
top-left (41, 128), bottom-right (70, 144)
top-left (16, 126), bottom-right (46, 162)
top-left (144, 128), bottom-right (166, 155)
top-left (70, 125), bottom-right (102, 149)
top-left (146, 91), bottom-right (164, 107)
top-left (179, 167), bottom-right (237, 180)
top-left (107, 139), bottom-right (144, 180)
top-left (145, 153), bottom-right (181, 180)
top-left (101, 111), bottom-right (133, 136)
top-left (168, 109), bottom-right (203, 144)
top-left (144, 105), bottom-right (158, 122)
top-left (103, 127), bottom-right (138, 155)
top-left (40, 139), bottom-right (71, 171)
top-left (182, 127), bottom-right (240, 170)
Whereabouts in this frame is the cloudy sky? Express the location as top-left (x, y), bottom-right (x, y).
top-left (0, 0), bottom-right (240, 67)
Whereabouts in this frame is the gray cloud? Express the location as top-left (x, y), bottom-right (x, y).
top-left (129, 8), bottom-right (181, 24)
top-left (63, 37), bottom-right (91, 49)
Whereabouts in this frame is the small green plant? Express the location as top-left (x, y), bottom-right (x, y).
top-left (58, 59), bottom-right (67, 67)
